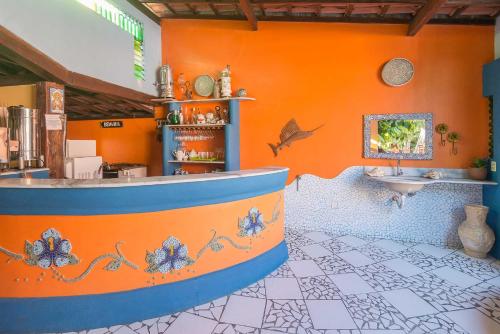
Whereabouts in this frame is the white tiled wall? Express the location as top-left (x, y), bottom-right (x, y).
top-left (285, 167), bottom-right (482, 247)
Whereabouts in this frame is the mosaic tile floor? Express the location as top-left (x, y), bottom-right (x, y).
top-left (62, 228), bottom-right (500, 334)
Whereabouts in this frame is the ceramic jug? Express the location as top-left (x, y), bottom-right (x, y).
top-left (458, 204), bottom-right (495, 258)
top-left (172, 150), bottom-right (186, 161)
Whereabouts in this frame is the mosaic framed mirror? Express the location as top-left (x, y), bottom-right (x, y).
top-left (363, 113), bottom-right (433, 160)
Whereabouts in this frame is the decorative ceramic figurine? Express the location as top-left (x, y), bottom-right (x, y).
top-left (206, 112), bottom-right (216, 124)
top-left (458, 204), bottom-right (495, 258)
top-left (236, 88), bottom-right (247, 97)
top-left (184, 81), bottom-right (193, 100)
top-left (219, 65), bottom-right (232, 98)
top-left (213, 80), bottom-right (221, 99)
top-left (178, 73), bottom-right (187, 99)
top-left (196, 113), bottom-right (206, 125)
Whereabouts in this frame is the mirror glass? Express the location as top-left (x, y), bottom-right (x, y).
top-left (364, 113), bottom-right (433, 160)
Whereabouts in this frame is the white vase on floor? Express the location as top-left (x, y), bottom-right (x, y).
top-left (458, 204), bottom-right (495, 258)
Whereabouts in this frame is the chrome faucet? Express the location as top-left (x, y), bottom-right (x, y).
top-left (396, 159), bottom-right (403, 176)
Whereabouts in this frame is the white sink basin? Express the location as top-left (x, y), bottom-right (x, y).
top-left (370, 176), bottom-right (430, 194)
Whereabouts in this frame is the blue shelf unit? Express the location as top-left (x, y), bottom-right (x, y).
top-left (483, 59), bottom-right (500, 259)
top-left (162, 99), bottom-right (243, 176)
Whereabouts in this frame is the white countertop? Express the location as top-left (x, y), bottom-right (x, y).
top-left (0, 167), bottom-right (289, 188)
top-left (364, 166), bottom-right (497, 186)
top-left (0, 168), bottom-right (49, 176)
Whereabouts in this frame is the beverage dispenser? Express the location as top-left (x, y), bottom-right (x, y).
top-left (0, 107), bottom-right (8, 169)
top-left (7, 106), bottom-right (42, 169)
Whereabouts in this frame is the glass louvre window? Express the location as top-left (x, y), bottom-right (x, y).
top-left (76, 0), bottom-right (145, 80)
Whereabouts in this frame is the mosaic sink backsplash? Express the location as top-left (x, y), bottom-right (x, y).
top-left (285, 166), bottom-right (482, 247)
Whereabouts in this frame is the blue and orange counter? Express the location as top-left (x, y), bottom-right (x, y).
top-left (0, 167), bottom-right (289, 333)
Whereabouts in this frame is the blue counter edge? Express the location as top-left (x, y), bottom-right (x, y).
top-left (0, 241), bottom-right (288, 334)
top-left (0, 170), bottom-right (288, 216)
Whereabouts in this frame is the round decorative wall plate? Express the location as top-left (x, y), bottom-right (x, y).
top-left (194, 75), bottom-right (215, 97)
top-left (381, 58), bottom-right (414, 87)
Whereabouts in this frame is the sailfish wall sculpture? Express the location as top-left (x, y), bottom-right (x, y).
top-left (268, 119), bottom-right (324, 157)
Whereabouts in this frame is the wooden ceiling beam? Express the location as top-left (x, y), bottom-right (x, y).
top-left (0, 73), bottom-right (41, 86)
top-left (162, 13), bottom-right (494, 25)
top-left (143, 0), bottom-right (426, 3)
top-left (379, 5), bottom-right (391, 16)
top-left (490, 8), bottom-right (500, 17)
top-left (407, 0), bottom-right (447, 36)
top-left (239, 0), bottom-right (258, 30)
top-left (451, 5), bottom-right (468, 17)
top-left (125, 0), bottom-right (161, 24)
top-left (185, 3), bottom-right (198, 14)
top-left (164, 3), bottom-right (178, 14)
top-left (259, 4), bottom-right (267, 16)
top-left (209, 3), bottom-right (220, 15)
top-left (345, 4), bottom-right (354, 16)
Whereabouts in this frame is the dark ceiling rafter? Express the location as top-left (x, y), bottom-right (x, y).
top-left (240, 0), bottom-right (259, 29)
top-left (408, 0), bottom-right (447, 35)
top-left (139, 0), bottom-right (499, 34)
top-left (126, 0), bottom-right (161, 24)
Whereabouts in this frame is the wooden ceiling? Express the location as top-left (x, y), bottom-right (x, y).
top-left (0, 26), bottom-right (154, 120)
top-left (138, 0), bottom-right (500, 34)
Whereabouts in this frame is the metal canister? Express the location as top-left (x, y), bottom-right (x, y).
top-left (7, 106), bottom-right (42, 169)
top-left (0, 107), bottom-right (8, 169)
top-left (159, 64), bottom-right (174, 99)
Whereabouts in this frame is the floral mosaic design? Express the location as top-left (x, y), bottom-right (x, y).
top-left (24, 228), bottom-right (79, 268)
top-left (145, 231), bottom-right (251, 275)
top-left (146, 236), bottom-right (194, 274)
top-left (0, 227), bottom-right (137, 283)
top-left (237, 197), bottom-right (282, 238)
top-left (1, 195), bottom-right (283, 284)
top-left (238, 208), bottom-right (266, 237)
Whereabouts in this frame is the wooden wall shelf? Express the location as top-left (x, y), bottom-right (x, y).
top-left (168, 124), bottom-right (225, 130)
top-left (152, 97), bottom-right (255, 104)
top-left (167, 160), bottom-right (225, 165)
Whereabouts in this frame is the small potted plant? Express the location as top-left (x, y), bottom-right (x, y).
top-left (468, 157), bottom-right (488, 180)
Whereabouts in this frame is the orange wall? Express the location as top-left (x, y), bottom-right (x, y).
top-left (68, 21), bottom-right (493, 181)
top-left (67, 114), bottom-right (163, 176)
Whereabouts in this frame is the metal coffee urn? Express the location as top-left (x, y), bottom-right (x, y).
top-left (7, 106), bottom-right (42, 169)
